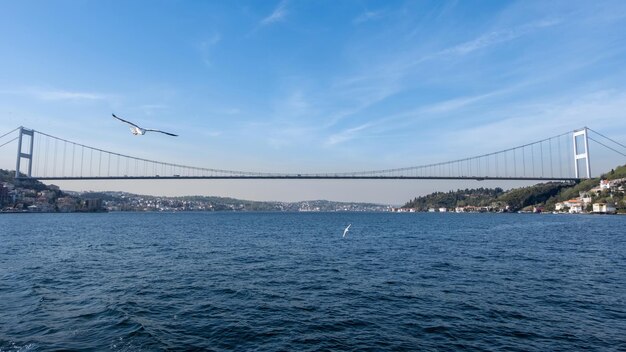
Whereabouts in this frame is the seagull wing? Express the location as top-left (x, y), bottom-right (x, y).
top-left (144, 129), bottom-right (178, 137)
top-left (112, 114), bottom-right (141, 129)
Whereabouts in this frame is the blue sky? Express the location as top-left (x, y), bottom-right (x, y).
top-left (1, 0), bottom-right (626, 203)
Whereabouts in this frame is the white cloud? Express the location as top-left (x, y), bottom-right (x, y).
top-left (325, 123), bottom-right (374, 146)
top-left (198, 33), bottom-right (221, 66)
top-left (139, 104), bottom-right (168, 110)
top-left (323, 18), bottom-right (562, 129)
top-left (441, 90), bottom-right (626, 156)
top-left (353, 10), bottom-right (383, 24)
top-left (419, 92), bottom-right (498, 114)
top-left (282, 90), bottom-right (309, 116)
top-left (222, 108), bottom-right (241, 115)
top-left (37, 89), bottom-right (106, 101)
top-left (260, 0), bottom-right (288, 26)
top-left (442, 18), bottom-right (561, 56)
top-left (202, 130), bottom-right (222, 138)
top-left (266, 125), bottom-right (316, 149)
top-left (0, 87), bottom-right (108, 101)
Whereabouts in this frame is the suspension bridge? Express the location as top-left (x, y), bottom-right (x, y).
top-left (0, 126), bottom-right (625, 181)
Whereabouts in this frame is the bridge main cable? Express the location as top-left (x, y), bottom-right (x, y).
top-left (23, 127), bottom-right (583, 180)
top-left (32, 129), bottom-right (281, 178)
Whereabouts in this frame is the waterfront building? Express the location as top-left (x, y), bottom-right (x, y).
top-left (564, 199), bottom-right (583, 213)
top-left (592, 203), bottom-right (616, 214)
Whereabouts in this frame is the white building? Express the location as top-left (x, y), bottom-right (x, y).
top-left (579, 192), bottom-right (592, 205)
top-left (565, 199), bottom-right (584, 213)
top-left (600, 180), bottom-right (610, 190)
top-left (592, 203), bottom-right (616, 214)
top-left (556, 199), bottom-right (584, 213)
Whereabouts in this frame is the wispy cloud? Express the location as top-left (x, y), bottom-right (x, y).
top-left (202, 130), bottom-right (222, 138)
top-left (419, 89), bottom-right (512, 114)
top-left (218, 108), bottom-right (241, 115)
top-left (281, 90), bottom-right (310, 116)
top-left (443, 19), bottom-right (561, 56)
top-left (198, 33), bottom-right (221, 66)
top-left (325, 122), bottom-right (374, 146)
top-left (260, 0), bottom-right (288, 26)
top-left (137, 104), bottom-right (168, 116)
top-left (325, 18), bottom-right (562, 128)
top-left (439, 90), bottom-right (626, 156)
top-left (0, 87), bottom-right (108, 101)
top-left (36, 89), bottom-right (107, 101)
top-left (353, 10), bottom-right (383, 25)
top-left (139, 104), bottom-right (168, 110)
top-left (320, 83), bottom-right (533, 148)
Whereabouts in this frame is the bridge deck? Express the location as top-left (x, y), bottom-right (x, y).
top-left (26, 176), bottom-right (582, 181)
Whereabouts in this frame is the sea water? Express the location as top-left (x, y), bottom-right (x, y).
top-left (1, 212), bottom-right (625, 351)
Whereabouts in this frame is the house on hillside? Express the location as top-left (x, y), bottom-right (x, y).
top-left (579, 192), bottom-right (592, 205)
top-left (600, 179), bottom-right (611, 190)
top-left (599, 178), bottom-right (626, 191)
top-left (555, 198), bottom-right (584, 213)
top-left (592, 203), bottom-right (616, 214)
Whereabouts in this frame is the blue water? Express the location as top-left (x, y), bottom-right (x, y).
top-left (1, 212), bottom-right (625, 351)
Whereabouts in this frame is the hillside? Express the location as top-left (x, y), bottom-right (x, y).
top-left (402, 164), bottom-right (626, 213)
top-left (403, 188), bottom-right (504, 211)
top-left (496, 182), bottom-right (572, 211)
top-left (73, 191), bottom-right (389, 212)
top-left (605, 165), bottom-right (626, 180)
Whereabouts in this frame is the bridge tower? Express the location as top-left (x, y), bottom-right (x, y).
top-left (15, 127), bottom-right (35, 179)
top-left (573, 127), bottom-right (591, 179)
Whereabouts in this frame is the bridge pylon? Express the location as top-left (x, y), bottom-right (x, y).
top-left (15, 127), bottom-right (35, 179)
top-left (8, 125), bottom-right (622, 181)
top-left (573, 127), bottom-right (591, 179)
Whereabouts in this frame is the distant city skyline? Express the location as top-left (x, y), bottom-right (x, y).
top-left (1, 0), bottom-right (626, 203)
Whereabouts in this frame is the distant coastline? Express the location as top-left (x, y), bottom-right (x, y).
top-left (0, 169), bottom-right (389, 213)
top-left (2, 165), bottom-right (625, 214)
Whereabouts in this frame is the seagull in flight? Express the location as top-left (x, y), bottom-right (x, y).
top-left (112, 114), bottom-right (178, 137)
top-left (343, 224), bottom-right (351, 238)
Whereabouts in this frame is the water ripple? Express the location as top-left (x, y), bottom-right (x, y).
top-left (1, 212), bottom-right (626, 351)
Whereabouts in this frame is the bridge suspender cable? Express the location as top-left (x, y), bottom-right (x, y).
top-left (5, 126), bottom-right (622, 180)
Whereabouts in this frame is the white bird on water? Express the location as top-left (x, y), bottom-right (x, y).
top-left (343, 224), bottom-right (351, 238)
top-left (112, 113), bottom-right (178, 137)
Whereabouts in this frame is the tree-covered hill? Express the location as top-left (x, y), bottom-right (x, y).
top-left (495, 182), bottom-right (572, 211)
top-left (402, 163), bottom-right (626, 212)
top-left (1, 169), bottom-right (53, 192)
top-left (403, 187), bottom-right (504, 211)
top-left (605, 165), bottom-right (626, 180)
